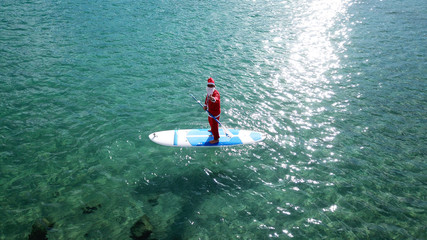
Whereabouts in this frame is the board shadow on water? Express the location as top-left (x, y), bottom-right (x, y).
top-left (132, 165), bottom-right (260, 239)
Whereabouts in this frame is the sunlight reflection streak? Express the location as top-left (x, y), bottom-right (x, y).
top-left (263, 0), bottom-right (350, 156)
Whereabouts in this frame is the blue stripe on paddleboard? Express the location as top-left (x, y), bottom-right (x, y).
top-left (187, 129), bottom-right (240, 136)
top-left (187, 136), bottom-right (243, 146)
top-left (173, 130), bottom-right (178, 146)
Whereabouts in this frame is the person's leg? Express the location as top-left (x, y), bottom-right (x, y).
top-left (208, 117), bottom-right (213, 133)
top-left (209, 117), bottom-right (220, 143)
top-left (213, 116), bottom-right (220, 139)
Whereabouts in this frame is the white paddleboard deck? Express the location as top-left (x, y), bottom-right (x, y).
top-left (149, 129), bottom-right (265, 147)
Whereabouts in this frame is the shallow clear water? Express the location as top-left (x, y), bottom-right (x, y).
top-left (1, 0), bottom-right (426, 239)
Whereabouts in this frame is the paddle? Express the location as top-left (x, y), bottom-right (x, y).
top-left (190, 93), bottom-right (233, 138)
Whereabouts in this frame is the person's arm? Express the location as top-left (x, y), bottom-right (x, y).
top-left (204, 95), bottom-right (208, 110)
top-left (210, 91), bottom-right (219, 102)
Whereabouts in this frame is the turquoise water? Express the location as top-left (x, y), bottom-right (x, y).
top-left (1, 0), bottom-right (426, 239)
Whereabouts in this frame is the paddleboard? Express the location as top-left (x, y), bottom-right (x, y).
top-left (149, 129), bottom-right (265, 147)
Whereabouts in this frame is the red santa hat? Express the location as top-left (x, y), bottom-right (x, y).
top-left (207, 77), bottom-right (215, 86)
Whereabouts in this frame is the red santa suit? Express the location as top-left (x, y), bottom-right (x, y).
top-left (205, 79), bottom-right (221, 140)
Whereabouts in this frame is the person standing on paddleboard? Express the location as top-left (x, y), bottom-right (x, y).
top-left (203, 78), bottom-right (221, 144)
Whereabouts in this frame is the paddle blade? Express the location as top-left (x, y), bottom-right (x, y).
top-left (221, 125), bottom-right (234, 138)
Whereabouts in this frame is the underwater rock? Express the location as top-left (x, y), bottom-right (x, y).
top-left (28, 218), bottom-right (54, 240)
top-left (130, 215), bottom-right (153, 240)
top-left (82, 203), bottom-right (102, 214)
top-left (147, 195), bottom-right (159, 207)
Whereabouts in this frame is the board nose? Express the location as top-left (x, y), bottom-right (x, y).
top-left (250, 132), bottom-right (263, 141)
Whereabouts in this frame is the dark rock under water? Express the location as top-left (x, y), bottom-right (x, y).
top-left (130, 215), bottom-right (153, 240)
top-left (28, 218), bottom-right (54, 240)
